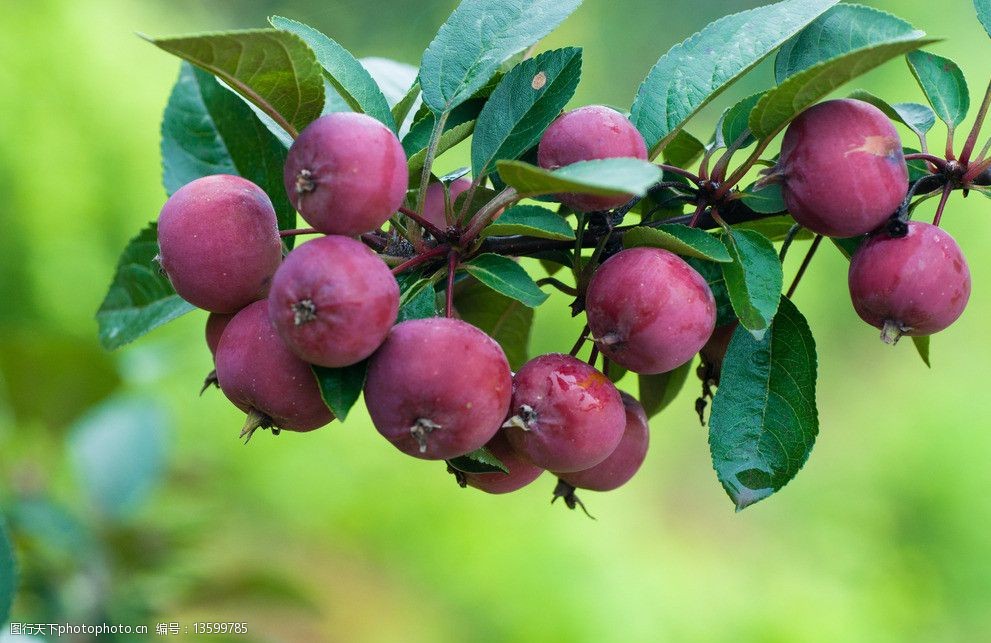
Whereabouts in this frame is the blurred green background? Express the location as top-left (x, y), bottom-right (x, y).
top-left (2, 0), bottom-right (990, 641)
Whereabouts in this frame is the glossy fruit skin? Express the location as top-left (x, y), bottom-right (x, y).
top-left (779, 99), bottom-right (908, 238)
top-left (848, 221), bottom-right (971, 338)
top-left (503, 353), bottom-right (625, 473)
top-left (268, 235), bottom-right (399, 367)
top-left (585, 247), bottom-right (717, 374)
top-left (215, 301), bottom-right (334, 431)
top-left (157, 175), bottom-right (283, 313)
top-left (422, 178), bottom-right (472, 230)
top-left (205, 312), bottom-right (236, 358)
top-left (462, 430), bottom-right (544, 494)
top-left (537, 105), bottom-right (648, 212)
top-left (558, 392), bottom-right (649, 492)
top-left (284, 113), bottom-right (408, 235)
top-left (364, 318), bottom-right (513, 460)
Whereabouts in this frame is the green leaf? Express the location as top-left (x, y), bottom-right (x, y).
top-left (734, 214), bottom-right (813, 242)
top-left (623, 225), bottom-right (731, 262)
top-left (976, 0), bottom-right (991, 39)
top-left (738, 183), bottom-right (787, 214)
top-left (392, 80), bottom-right (421, 131)
top-left (638, 360), bottom-right (692, 420)
top-left (471, 47), bottom-right (582, 177)
top-left (68, 396), bottom-right (169, 518)
top-left (455, 278), bottom-right (533, 369)
top-left (750, 14), bottom-right (935, 139)
top-left (708, 297), bottom-right (818, 510)
top-left (630, 0), bottom-right (838, 156)
top-left (903, 146), bottom-right (931, 182)
top-left (270, 17), bottom-right (397, 131)
top-left (462, 253), bottom-right (549, 308)
top-left (831, 235), bottom-right (866, 259)
top-left (480, 205), bottom-right (575, 241)
top-left (404, 100), bottom-right (483, 176)
top-left (448, 447), bottom-right (509, 474)
top-left (419, 0), bottom-right (583, 114)
top-left (144, 29), bottom-right (324, 137)
top-left (0, 516), bottom-right (15, 626)
top-left (496, 158), bottom-right (661, 198)
top-left (907, 50), bottom-right (969, 133)
top-left (720, 229), bottom-right (783, 339)
top-left (721, 92), bottom-right (765, 148)
top-left (312, 361), bottom-right (368, 421)
top-left (162, 64), bottom-right (298, 245)
top-left (912, 335), bottom-right (931, 368)
top-left (687, 257), bottom-right (737, 327)
top-left (774, 5), bottom-right (922, 81)
top-left (97, 224), bottom-right (196, 350)
top-left (396, 272), bottom-right (440, 322)
top-left (662, 129), bottom-right (705, 168)
top-left (847, 89), bottom-right (936, 140)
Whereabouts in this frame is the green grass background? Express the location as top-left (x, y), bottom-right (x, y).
top-left (1, 0), bottom-right (989, 641)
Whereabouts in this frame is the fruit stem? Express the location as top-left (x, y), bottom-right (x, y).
top-left (932, 183), bottom-right (953, 227)
top-left (778, 223), bottom-right (804, 262)
top-left (687, 201), bottom-right (707, 228)
top-left (390, 244), bottom-right (450, 275)
top-left (460, 187), bottom-right (519, 244)
top-left (717, 136), bottom-right (775, 199)
top-left (535, 277), bottom-right (578, 296)
top-left (960, 78), bottom-right (991, 165)
top-left (710, 129), bottom-right (753, 184)
top-left (279, 227), bottom-right (320, 238)
top-left (455, 174), bottom-right (485, 225)
top-left (569, 325), bottom-right (590, 357)
top-left (903, 153), bottom-right (947, 171)
top-left (785, 234), bottom-right (823, 299)
top-left (399, 206), bottom-right (448, 240)
top-left (962, 154), bottom-right (991, 183)
top-left (656, 163), bottom-right (703, 187)
top-left (445, 250), bottom-right (458, 318)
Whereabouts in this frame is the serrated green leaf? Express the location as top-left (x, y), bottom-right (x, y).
top-left (721, 92), bottom-right (765, 148)
top-left (312, 361), bottom-right (367, 421)
top-left (976, 0), bottom-right (991, 39)
top-left (907, 50), bottom-right (969, 132)
top-left (0, 516), bottom-right (15, 625)
top-left (97, 224), bottom-right (196, 350)
top-left (145, 29), bottom-right (324, 137)
top-left (687, 257), bottom-right (737, 327)
top-left (751, 37), bottom-right (936, 140)
top-left (496, 158), bottom-right (661, 198)
top-left (448, 447), bottom-right (509, 474)
top-left (68, 396), bottom-right (169, 518)
top-left (847, 89), bottom-right (936, 140)
top-left (396, 272), bottom-right (440, 321)
top-left (734, 214), bottom-right (814, 242)
top-left (404, 100), bottom-right (482, 176)
top-left (162, 64), bottom-right (297, 246)
top-left (623, 225), bottom-right (731, 262)
top-left (774, 5), bottom-right (922, 81)
top-left (630, 0), bottom-right (838, 156)
top-left (708, 297), bottom-right (818, 510)
top-left (462, 253), bottom-right (548, 308)
top-left (270, 17), bottom-right (397, 131)
top-left (738, 183), bottom-right (787, 214)
top-left (472, 48), bottom-right (582, 177)
top-left (419, 0), bottom-right (582, 114)
top-left (638, 360), bottom-right (692, 420)
top-left (480, 205), bottom-right (575, 241)
top-left (662, 129), bottom-right (705, 168)
top-left (455, 278), bottom-right (534, 369)
top-left (720, 229), bottom-right (783, 338)
top-left (392, 81), bottom-right (421, 132)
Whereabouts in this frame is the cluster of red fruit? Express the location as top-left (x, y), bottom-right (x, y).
top-left (156, 95), bottom-right (971, 501)
top-left (777, 98), bottom-right (971, 344)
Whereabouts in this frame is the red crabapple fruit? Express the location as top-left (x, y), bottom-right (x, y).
top-left (778, 99), bottom-right (908, 238)
top-left (422, 178), bottom-right (472, 230)
top-left (268, 235), bottom-right (399, 367)
top-left (283, 113), bottom-right (407, 235)
top-left (503, 353), bottom-right (625, 472)
top-left (457, 430), bottom-right (544, 494)
top-left (363, 318), bottom-right (513, 460)
top-left (215, 300), bottom-right (334, 439)
top-left (157, 174), bottom-right (283, 313)
top-left (585, 247), bottom-right (716, 374)
top-left (205, 312), bottom-right (236, 358)
top-left (537, 105), bottom-right (648, 212)
top-left (848, 221), bottom-right (971, 343)
top-left (557, 392), bottom-right (649, 491)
